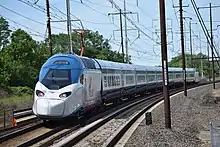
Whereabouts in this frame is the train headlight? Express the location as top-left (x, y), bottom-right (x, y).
top-left (36, 90), bottom-right (44, 97)
top-left (59, 92), bottom-right (72, 98)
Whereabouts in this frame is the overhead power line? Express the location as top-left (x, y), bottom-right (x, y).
top-left (0, 14), bottom-right (45, 37)
top-left (190, 0), bottom-right (220, 68)
top-left (17, 0), bottom-right (64, 21)
top-left (108, 0), bottom-right (160, 45)
top-left (50, 3), bottom-right (83, 29)
top-left (0, 4), bottom-right (65, 31)
top-left (82, 0), bottom-right (112, 8)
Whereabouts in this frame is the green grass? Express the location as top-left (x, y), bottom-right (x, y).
top-left (0, 94), bottom-right (33, 111)
top-left (0, 86), bottom-right (34, 111)
top-left (215, 76), bottom-right (220, 81)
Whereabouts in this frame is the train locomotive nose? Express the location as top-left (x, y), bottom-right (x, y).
top-left (36, 98), bottom-right (65, 117)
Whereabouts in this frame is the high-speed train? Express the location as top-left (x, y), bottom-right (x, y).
top-left (32, 53), bottom-right (199, 120)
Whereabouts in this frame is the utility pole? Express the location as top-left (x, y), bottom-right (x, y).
top-left (190, 22), bottom-right (197, 67)
top-left (199, 32), bottom-right (204, 77)
top-left (210, 3), bottom-right (215, 89)
top-left (66, 0), bottom-right (73, 53)
top-left (108, 10), bottom-right (125, 63)
top-left (120, 9), bottom-right (124, 63)
top-left (179, 0), bottom-right (187, 96)
top-left (184, 20), bottom-right (187, 68)
top-left (46, 0), bottom-right (52, 56)
top-left (207, 39), bottom-right (211, 81)
top-left (124, 0), bottom-right (129, 63)
top-left (159, 0), bottom-right (171, 129)
top-left (197, 3), bottom-right (220, 88)
top-left (189, 19), bottom-right (193, 66)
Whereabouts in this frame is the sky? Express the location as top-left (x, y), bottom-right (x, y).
top-left (1, 0), bottom-right (220, 66)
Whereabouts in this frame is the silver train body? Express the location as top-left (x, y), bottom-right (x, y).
top-left (32, 53), bottom-right (199, 120)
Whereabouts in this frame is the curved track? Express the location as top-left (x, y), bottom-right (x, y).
top-left (50, 82), bottom-right (210, 147)
top-left (0, 92), bottom-right (161, 147)
top-left (0, 109), bottom-right (39, 139)
top-left (0, 82), bottom-right (214, 147)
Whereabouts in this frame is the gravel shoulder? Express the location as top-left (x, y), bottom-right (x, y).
top-left (125, 83), bottom-right (220, 147)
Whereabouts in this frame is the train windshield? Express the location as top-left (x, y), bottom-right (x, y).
top-left (42, 69), bottom-right (71, 90)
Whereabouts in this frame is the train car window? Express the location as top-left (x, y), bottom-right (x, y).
top-left (115, 76), bottom-right (118, 86)
top-left (137, 75), bottom-right (146, 83)
top-left (190, 73), bottom-right (194, 77)
top-left (126, 75), bottom-right (134, 84)
top-left (115, 76), bottom-right (117, 86)
top-left (80, 74), bottom-right (84, 84)
top-left (107, 76), bottom-right (111, 87)
top-left (80, 58), bottom-right (96, 69)
top-left (168, 73), bottom-right (173, 79)
top-left (117, 76), bottom-right (120, 86)
top-left (157, 74), bottom-right (162, 80)
top-left (147, 74), bottom-right (155, 82)
top-left (42, 69), bottom-right (71, 90)
top-left (121, 75), bottom-right (124, 86)
top-left (104, 76), bottom-right (107, 87)
top-left (176, 74), bottom-right (181, 78)
top-left (112, 76), bottom-right (115, 86)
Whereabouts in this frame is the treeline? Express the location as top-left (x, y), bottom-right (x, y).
top-left (0, 17), bottom-right (125, 89)
top-left (168, 53), bottom-right (219, 77)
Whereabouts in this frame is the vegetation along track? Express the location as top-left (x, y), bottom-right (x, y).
top-left (0, 82), bottom-right (213, 147)
top-left (0, 108), bottom-right (39, 139)
top-left (50, 82), bottom-right (211, 147)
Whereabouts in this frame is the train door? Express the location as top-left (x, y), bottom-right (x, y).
top-left (83, 70), bottom-right (102, 107)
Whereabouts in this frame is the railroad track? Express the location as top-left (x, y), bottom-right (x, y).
top-left (0, 91), bottom-right (162, 147)
top-left (50, 91), bottom-right (175, 147)
top-left (0, 108), bottom-right (39, 137)
top-left (49, 82), bottom-right (209, 147)
top-left (13, 108), bottom-right (37, 125)
top-left (0, 82), bottom-right (213, 147)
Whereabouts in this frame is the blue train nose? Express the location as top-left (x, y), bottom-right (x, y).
top-left (36, 98), bottom-right (65, 117)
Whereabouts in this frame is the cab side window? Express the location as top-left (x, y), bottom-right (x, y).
top-left (80, 74), bottom-right (84, 84)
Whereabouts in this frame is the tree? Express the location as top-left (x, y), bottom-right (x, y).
top-left (0, 17), bottom-right (11, 50)
top-left (1, 29), bottom-right (40, 87)
top-left (51, 30), bottom-right (125, 63)
top-left (0, 54), bottom-right (11, 87)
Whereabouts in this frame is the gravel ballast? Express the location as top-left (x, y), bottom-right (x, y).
top-left (125, 83), bottom-right (220, 147)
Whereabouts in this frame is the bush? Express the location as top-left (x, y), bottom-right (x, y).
top-left (0, 88), bottom-right (10, 98)
top-left (8, 86), bottom-right (33, 96)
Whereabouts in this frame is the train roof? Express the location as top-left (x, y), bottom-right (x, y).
top-left (42, 53), bottom-right (84, 70)
top-left (95, 58), bottom-right (135, 70)
top-left (46, 53), bottom-right (197, 72)
top-left (132, 64), bottom-right (147, 71)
